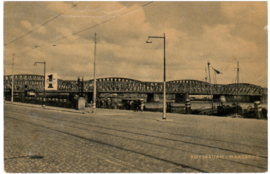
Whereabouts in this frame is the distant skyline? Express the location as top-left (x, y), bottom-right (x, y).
top-left (4, 2), bottom-right (268, 87)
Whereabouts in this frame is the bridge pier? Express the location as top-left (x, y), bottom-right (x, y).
top-left (183, 92), bottom-right (191, 114)
top-left (220, 95), bottom-right (226, 103)
top-left (147, 93), bottom-right (160, 102)
top-left (185, 92), bottom-right (189, 100)
top-left (217, 95), bottom-right (264, 103)
top-left (260, 94), bottom-right (267, 104)
top-left (175, 94), bottom-right (185, 103)
top-left (147, 93), bottom-right (154, 102)
top-left (87, 92), bottom-right (93, 103)
top-left (213, 95), bottom-right (221, 101)
top-left (249, 96), bottom-right (262, 103)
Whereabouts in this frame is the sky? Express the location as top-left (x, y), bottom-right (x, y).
top-left (3, 1), bottom-right (268, 87)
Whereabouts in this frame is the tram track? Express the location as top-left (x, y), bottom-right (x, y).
top-left (9, 103), bottom-right (267, 148)
top-left (5, 109), bottom-right (267, 157)
top-left (54, 112), bottom-right (268, 149)
top-left (34, 127), bottom-right (167, 172)
top-left (4, 118), bottom-right (152, 172)
top-left (5, 115), bottom-right (208, 172)
top-left (4, 103), bottom-right (267, 148)
top-left (5, 111), bottom-right (267, 171)
top-left (36, 129), bottom-right (149, 172)
top-left (4, 118), bottom-right (147, 172)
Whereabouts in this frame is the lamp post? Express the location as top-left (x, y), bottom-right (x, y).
top-left (93, 33), bottom-right (97, 113)
top-left (11, 56), bottom-right (14, 103)
top-left (34, 61), bottom-right (46, 105)
top-left (146, 33), bottom-right (166, 120)
top-left (207, 61), bottom-right (213, 112)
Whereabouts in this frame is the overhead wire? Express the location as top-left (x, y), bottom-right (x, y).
top-left (57, 2), bottom-right (132, 19)
top-left (72, 2), bottom-right (130, 14)
top-left (4, 1), bottom-right (154, 76)
top-left (48, 1), bottom-right (154, 44)
top-left (13, 1), bottom-right (154, 58)
top-left (4, 2), bottom-right (81, 46)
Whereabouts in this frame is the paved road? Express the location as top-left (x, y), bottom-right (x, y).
top-left (4, 103), bottom-right (267, 172)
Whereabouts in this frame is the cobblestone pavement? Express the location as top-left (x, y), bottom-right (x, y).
top-left (4, 103), bottom-right (267, 172)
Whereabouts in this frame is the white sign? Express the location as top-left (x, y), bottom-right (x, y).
top-left (45, 73), bottom-right (57, 90)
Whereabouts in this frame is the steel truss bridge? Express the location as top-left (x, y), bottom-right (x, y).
top-left (4, 74), bottom-right (267, 96)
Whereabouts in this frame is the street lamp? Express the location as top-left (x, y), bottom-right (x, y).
top-left (146, 33), bottom-right (167, 120)
top-left (11, 56), bottom-right (14, 103)
top-left (93, 33), bottom-right (97, 113)
top-left (34, 61), bottom-right (46, 105)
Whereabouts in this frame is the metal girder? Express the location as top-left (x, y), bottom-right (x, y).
top-left (3, 75), bottom-right (266, 96)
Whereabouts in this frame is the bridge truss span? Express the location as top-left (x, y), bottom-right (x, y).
top-left (4, 75), bottom-right (266, 96)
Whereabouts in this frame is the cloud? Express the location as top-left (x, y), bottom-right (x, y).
top-left (201, 24), bottom-right (258, 61)
top-left (21, 20), bottom-right (47, 34)
top-left (3, 2), bottom-right (268, 87)
top-left (221, 2), bottom-right (267, 26)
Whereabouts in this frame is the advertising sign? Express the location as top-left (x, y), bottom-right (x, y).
top-left (45, 73), bottom-right (57, 90)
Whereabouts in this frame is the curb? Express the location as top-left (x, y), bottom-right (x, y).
top-left (4, 101), bottom-right (92, 115)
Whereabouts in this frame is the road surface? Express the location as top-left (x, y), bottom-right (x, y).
top-left (4, 103), bottom-right (267, 172)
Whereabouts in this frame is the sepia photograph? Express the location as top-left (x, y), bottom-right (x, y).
top-left (3, 1), bottom-right (268, 172)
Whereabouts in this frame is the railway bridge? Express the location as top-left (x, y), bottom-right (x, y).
top-left (4, 74), bottom-right (267, 103)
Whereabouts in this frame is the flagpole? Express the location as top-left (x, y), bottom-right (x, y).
top-left (213, 67), bottom-right (217, 86)
top-left (212, 68), bottom-right (223, 106)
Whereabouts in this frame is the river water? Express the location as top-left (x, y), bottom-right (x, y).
top-left (145, 101), bottom-right (268, 110)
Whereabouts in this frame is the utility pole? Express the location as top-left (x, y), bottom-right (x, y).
top-left (44, 62), bottom-right (46, 105)
top-left (236, 61), bottom-right (239, 114)
top-left (205, 67), bottom-right (208, 82)
top-left (207, 61), bottom-right (213, 111)
top-left (93, 33), bottom-right (97, 113)
top-left (11, 56), bottom-right (14, 103)
top-left (163, 33), bottom-right (166, 120)
top-left (33, 61), bottom-right (46, 105)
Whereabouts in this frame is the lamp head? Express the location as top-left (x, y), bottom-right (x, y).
top-left (33, 62), bottom-right (37, 66)
top-left (146, 37), bottom-right (152, 43)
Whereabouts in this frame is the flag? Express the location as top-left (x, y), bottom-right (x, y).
top-left (213, 68), bottom-right (222, 74)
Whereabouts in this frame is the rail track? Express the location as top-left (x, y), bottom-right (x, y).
top-left (4, 105), bottom-right (268, 172)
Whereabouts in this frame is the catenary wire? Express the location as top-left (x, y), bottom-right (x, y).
top-left (14, 1), bottom-right (154, 58)
top-left (4, 2), bottom-right (81, 46)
